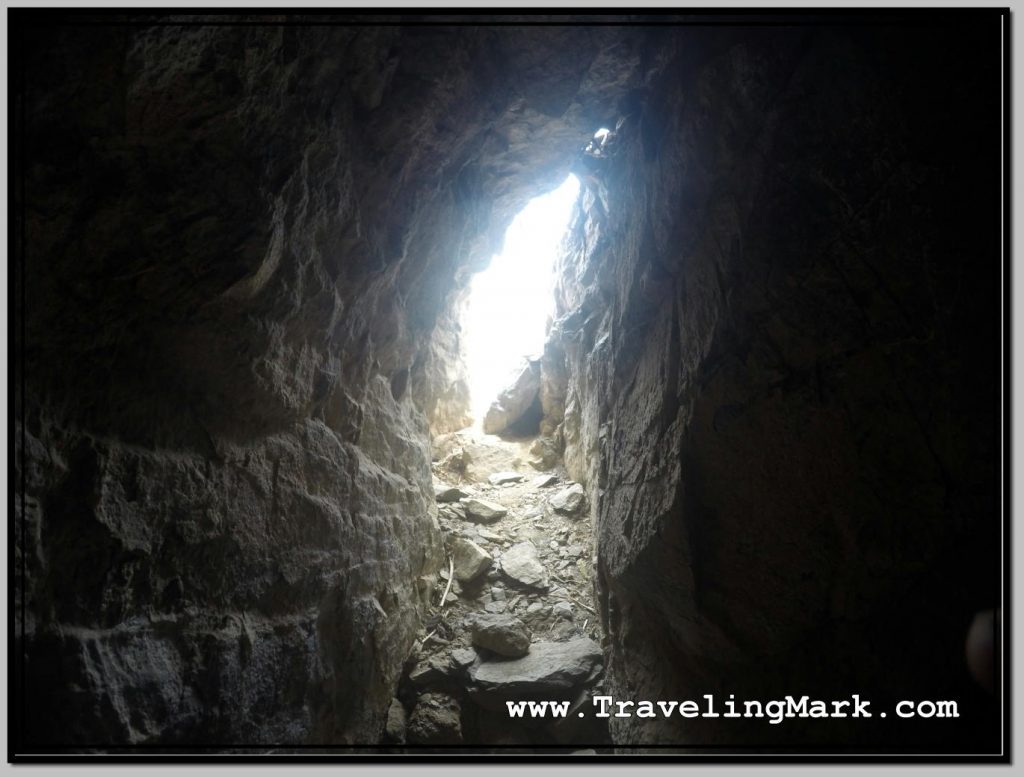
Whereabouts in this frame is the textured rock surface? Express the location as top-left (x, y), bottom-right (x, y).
top-left (406, 692), bottom-right (462, 745)
top-left (531, 474), bottom-right (558, 488)
top-left (499, 542), bottom-right (550, 589)
top-left (13, 16), bottom-right (647, 747)
top-left (549, 483), bottom-right (585, 515)
top-left (384, 698), bottom-right (407, 744)
top-left (434, 483), bottom-right (469, 503)
top-left (451, 538), bottom-right (492, 583)
top-left (460, 498), bottom-right (509, 524)
top-left (468, 638), bottom-right (602, 696)
top-left (12, 12), bottom-right (1001, 755)
top-left (546, 22), bottom-right (1001, 749)
top-left (470, 613), bottom-right (532, 658)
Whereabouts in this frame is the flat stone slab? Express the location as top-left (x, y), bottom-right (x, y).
top-left (475, 527), bottom-right (504, 543)
top-left (499, 541), bottom-right (549, 589)
top-left (461, 497), bottom-right (508, 523)
top-left (469, 638), bottom-right (602, 696)
top-left (439, 502), bottom-right (466, 521)
top-left (488, 471), bottom-right (524, 486)
top-left (435, 483), bottom-right (469, 503)
top-left (531, 474), bottom-right (559, 488)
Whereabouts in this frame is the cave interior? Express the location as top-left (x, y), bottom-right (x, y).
top-left (12, 11), bottom-right (1005, 756)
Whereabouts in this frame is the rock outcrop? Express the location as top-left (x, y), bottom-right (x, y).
top-left (482, 359), bottom-right (542, 435)
top-left (545, 21), bottom-right (1001, 751)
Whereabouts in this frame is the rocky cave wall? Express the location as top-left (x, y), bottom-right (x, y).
top-left (547, 21), bottom-right (1001, 749)
top-left (14, 16), bottom-right (649, 746)
top-left (14, 14), bottom-right (1001, 752)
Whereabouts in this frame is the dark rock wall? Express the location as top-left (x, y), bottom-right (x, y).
top-left (551, 22), bottom-right (1001, 749)
top-left (13, 18), bottom-right (644, 746)
top-left (14, 14), bottom-right (1002, 753)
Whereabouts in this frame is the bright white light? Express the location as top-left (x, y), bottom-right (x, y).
top-left (464, 174), bottom-right (581, 421)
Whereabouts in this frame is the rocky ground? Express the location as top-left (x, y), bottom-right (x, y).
top-left (383, 427), bottom-right (609, 751)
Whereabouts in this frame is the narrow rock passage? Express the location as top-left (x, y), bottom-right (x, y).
top-left (387, 427), bottom-right (606, 749)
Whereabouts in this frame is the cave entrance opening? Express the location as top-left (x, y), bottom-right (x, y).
top-left (419, 170), bottom-right (606, 747)
top-left (462, 173), bottom-right (581, 431)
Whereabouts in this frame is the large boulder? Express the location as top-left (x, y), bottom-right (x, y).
top-left (482, 359), bottom-right (542, 434)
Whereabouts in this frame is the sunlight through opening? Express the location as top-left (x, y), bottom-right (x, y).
top-left (464, 173), bottom-right (581, 422)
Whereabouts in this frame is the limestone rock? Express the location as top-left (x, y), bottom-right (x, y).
top-left (461, 497), bottom-right (508, 524)
top-left (407, 693), bottom-right (462, 745)
top-left (434, 483), bottom-right (469, 503)
top-left (499, 542), bottom-right (549, 589)
top-left (550, 483), bottom-right (585, 515)
top-left (470, 613), bottom-right (532, 658)
top-left (468, 638), bottom-right (602, 696)
top-left (482, 359), bottom-right (542, 435)
top-left (15, 14), bottom-right (997, 754)
top-left (439, 502), bottom-right (467, 521)
top-left (531, 474), bottom-right (559, 488)
top-left (451, 648), bottom-right (478, 668)
top-left (476, 527), bottom-right (504, 543)
top-left (452, 538), bottom-right (492, 583)
top-left (488, 471), bottom-right (523, 486)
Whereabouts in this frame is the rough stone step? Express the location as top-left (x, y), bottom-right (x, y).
top-left (468, 638), bottom-right (602, 697)
top-left (488, 471), bottom-right (524, 486)
top-left (460, 497), bottom-right (509, 524)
